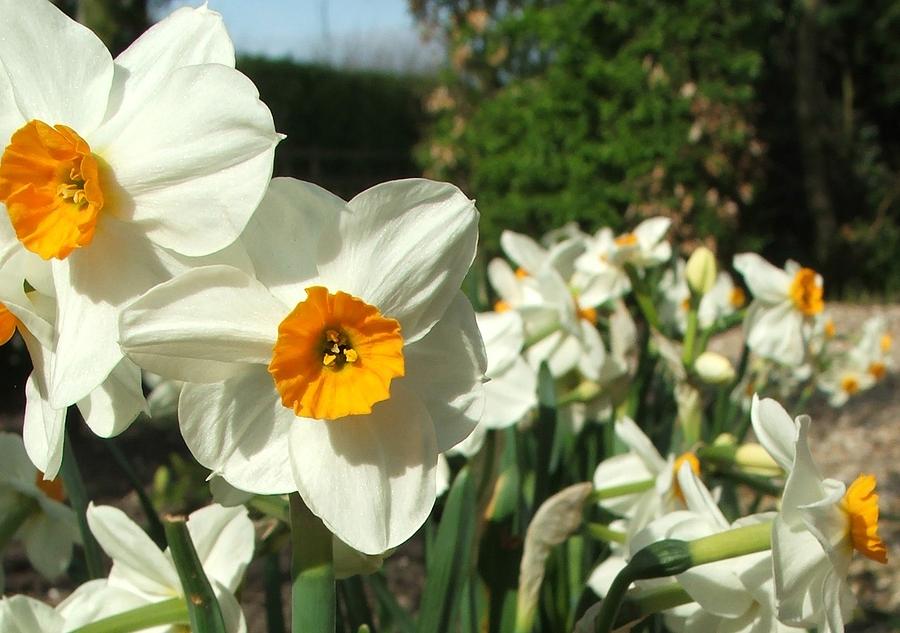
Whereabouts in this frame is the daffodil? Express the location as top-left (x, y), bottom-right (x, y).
top-left (0, 0), bottom-right (279, 414)
top-left (119, 177), bottom-right (485, 554)
top-left (751, 395), bottom-right (887, 632)
top-left (60, 503), bottom-right (253, 633)
top-left (0, 596), bottom-right (63, 633)
top-left (733, 254), bottom-right (824, 366)
top-left (0, 432), bottom-right (79, 586)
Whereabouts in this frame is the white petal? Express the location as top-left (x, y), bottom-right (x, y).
top-left (526, 329), bottom-right (580, 377)
top-left (289, 381), bottom-right (437, 554)
top-left (20, 329), bottom-right (66, 478)
top-left (500, 230), bottom-right (547, 275)
top-left (477, 310), bottom-right (525, 376)
top-left (576, 319), bottom-right (607, 381)
top-left (76, 359), bottom-right (147, 437)
top-left (592, 453), bottom-right (655, 517)
top-left (87, 503), bottom-right (179, 598)
top-left (615, 417), bottom-right (667, 475)
top-left (49, 219), bottom-right (175, 408)
top-left (213, 581), bottom-right (248, 633)
top-left (104, 5), bottom-right (234, 137)
top-left (179, 368), bottom-right (296, 495)
top-left (119, 266), bottom-right (285, 383)
top-left (744, 302), bottom-right (806, 366)
top-left (482, 357), bottom-right (537, 429)
top-left (634, 217), bottom-right (671, 247)
top-left (487, 258), bottom-right (523, 305)
top-left (0, 0), bottom-right (113, 134)
top-left (771, 516), bottom-right (834, 627)
top-left (675, 464), bottom-right (729, 529)
top-left (405, 293), bottom-right (486, 451)
top-left (186, 504), bottom-right (254, 593)
top-left (780, 417), bottom-right (826, 525)
top-left (733, 254), bottom-right (790, 304)
top-left (239, 178), bottom-right (335, 305)
top-left (58, 581), bottom-right (150, 630)
top-left (586, 554), bottom-right (627, 597)
top-left (208, 476), bottom-right (254, 508)
top-left (749, 395), bottom-right (797, 472)
top-left (320, 179), bottom-right (478, 343)
top-left (0, 595), bottom-right (64, 633)
top-left (95, 64), bottom-right (278, 256)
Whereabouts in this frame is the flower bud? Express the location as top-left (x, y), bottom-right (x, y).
top-left (685, 246), bottom-right (717, 296)
top-left (735, 442), bottom-right (781, 476)
top-left (694, 351), bottom-right (735, 384)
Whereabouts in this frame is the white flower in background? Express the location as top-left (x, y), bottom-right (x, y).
top-left (0, 433), bottom-right (79, 586)
top-left (574, 217), bottom-right (672, 305)
top-left (476, 310), bottom-right (537, 429)
top-left (660, 260), bottom-right (743, 335)
top-left (0, 0), bottom-right (279, 420)
top-left (733, 254), bottom-right (824, 366)
top-left (816, 348), bottom-right (875, 407)
top-left (853, 315), bottom-right (893, 381)
top-left (0, 596), bottom-right (63, 633)
top-left (60, 503), bottom-right (253, 633)
top-left (751, 395), bottom-right (887, 633)
top-left (634, 464), bottom-right (803, 633)
top-left (119, 177), bottom-right (485, 554)
top-left (592, 417), bottom-right (696, 537)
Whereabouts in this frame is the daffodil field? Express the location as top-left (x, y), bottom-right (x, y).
top-left (0, 2), bottom-right (893, 633)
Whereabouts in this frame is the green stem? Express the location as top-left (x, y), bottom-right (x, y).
top-left (164, 516), bottom-right (227, 633)
top-left (290, 493), bottom-right (335, 633)
top-left (67, 597), bottom-right (188, 633)
top-left (624, 583), bottom-right (694, 617)
top-left (587, 522), bottom-right (627, 544)
top-left (591, 479), bottom-right (654, 501)
top-left (592, 567), bottom-right (635, 633)
top-left (264, 552), bottom-right (287, 633)
top-left (626, 266), bottom-right (660, 331)
top-left (252, 494), bottom-right (291, 523)
top-left (59, 430), bottom-right (104, 579)
top-left (687, 522), bottom-right (772, 565)
top-left (0, 495), bottom-right (38, 552)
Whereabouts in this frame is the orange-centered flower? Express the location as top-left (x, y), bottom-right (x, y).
top-left (614, 232), bottom-right (638, 247)
top-left (514, 267), bottom-right (529, 279)
top-left (494, 300), bottom-right (511, 313)
top-left (841, 474), bottom-right (887, 564)
top-left (0, 302), bottom-right (17, 345)
top-left (672, 451), bottom-right (701, 503)
top-left (268, 286), bottom-right (405, 420)
top-left (0, 120), bottom-right (104, 260)
top-left (34, 471), bottom-right (66, 502)
top-left (788, 268), bottom-right (824, 316)
top-left (880, 334), bottom-right (893, 354)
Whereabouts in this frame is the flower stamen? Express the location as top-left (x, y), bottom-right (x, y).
top-left (789, 267), bottom-right (824, 316)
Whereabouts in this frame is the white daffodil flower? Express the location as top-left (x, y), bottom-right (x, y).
top-left (853, 315), bottom-right (893, 382)
top-left (476, 310), bottom-right (537, 429)
top-left (59, 503), bottom-right (253, 633)
top-left (574, 217), bottom-right (672, 305)
top-left (636, 464), bottom-right (803, 633)
top-left (660, 260), bottom-right (743, 335)
top-left (119, 177), bottom-right (485, 554)
top-left (733, 254), bottom-right (824, 366)
top-left (0, 433), bottom-right (79, 586)
top-left (0, 596), bottom-right (63, 633)
top-left (750, 395), bottom-right (887, 633)
top-left (592, 417), bottom-right (695, 538)
top-left (0, 1), bottom-right (279, 418)
top-left (816, 348), bottom-right (875, 407)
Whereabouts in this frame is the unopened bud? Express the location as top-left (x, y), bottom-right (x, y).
top-left (694, 351), bottom-right (735, 385)
top-left (735, 443), bottom-right (781, 476)
top-left (685, 246), bottom-right (717, 296)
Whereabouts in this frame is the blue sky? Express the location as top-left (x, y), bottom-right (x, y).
top-left (157, 0), bottom-right (445, 72)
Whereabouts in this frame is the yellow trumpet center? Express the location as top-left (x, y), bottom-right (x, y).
top-left (824, 318), bottom-right (836, 339)
top-left (841, 474), bottom-right (887, 564)
top-left (614, 232), bottom-right (638, 247)
top-left (514, 267), bottom-right (529, 279)
top-left (880, 334), bottom-right (892, 353)
top-left (729, 286), bottom-right (746, 309)
top-left (268, 287), bottom-right (405, 420)
top-left (0, 302), bottom-right (17, 346)
top-left (672, 451), bottom-right (701, 503)
top-left (494, 299), bottom-right (511, 313)
top-left (789, 267), bottom-right (824, 316)
top-left (34, 471), bottom-right (66, 502)
top-left (0, 120), bottom-right (104, 260)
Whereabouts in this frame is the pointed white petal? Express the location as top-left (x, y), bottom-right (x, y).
top-left (733, 254), bottom-right (790, 304)
top-left (289, 381), bottom-right (437, 554)
top-left (186, 504), bottom-right (254, 593)
top-left (614, 417), bottom-right (667, 474)
top-left (179, 368), bottom-right (296, 495)
top-left (119, 266), bottom-right (285, 383)
top-left (77, 359), bottom-right (147, 438)
top-left (500, 230), bottom-right (547, 275)
top-left (482, 357), bottom-right (537, 429)
top-left (0, 0), bottom-right (113, 134)
top-left (477, 310), bottom-right (525, 376)
top-left (749, 395), bottom-right (798, 472)
top-left (0, 595), bottom-right (64, 633)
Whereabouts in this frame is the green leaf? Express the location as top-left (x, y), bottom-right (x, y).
top-left (416, 467), bottom-right (477, 633)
